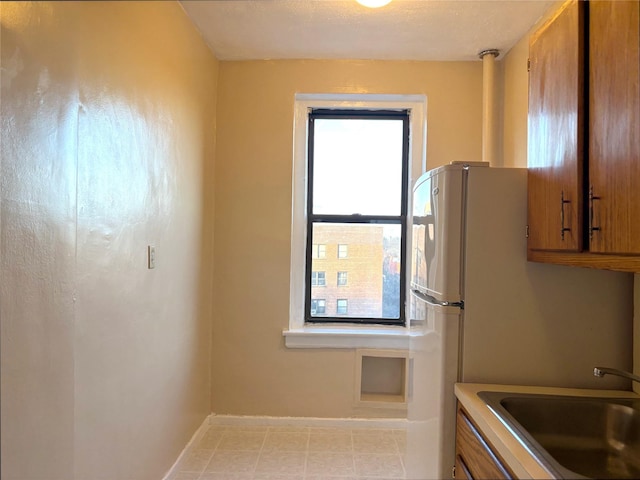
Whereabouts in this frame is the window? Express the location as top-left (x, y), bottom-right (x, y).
top-left (286, 94), bottom-right (426, 343)
top-left (336, 299), bottom-right (348, 315)
top-left (311, 299), bottom-right (326, 315)
top-left (312, 244), bottom-right (326, 259)
top-left (304, 109), bottom-right (410, 325)
top-left (311, 271), bottom-right (326, 286)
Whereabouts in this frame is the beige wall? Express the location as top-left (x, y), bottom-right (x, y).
top-left (212, 60), bottom-right (482, 417)
top-left (502, 33), bottom-right (530, 168)
top-left (0, 2), bottom-right (217, 479)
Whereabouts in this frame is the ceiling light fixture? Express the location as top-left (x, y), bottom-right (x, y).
top-left (356, 0), bottom-right (392, 8)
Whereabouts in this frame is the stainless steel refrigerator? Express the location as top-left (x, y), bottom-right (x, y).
top-left (404, 162), bottom-right (633, 479)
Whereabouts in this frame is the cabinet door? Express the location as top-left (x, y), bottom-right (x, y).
top-left (589, 1), bottom-right (640, 254)
top-left (455, 407), bottom-right (513, 479)
top-left (455, 455), bottom-right (473, 480)
top-left (527, 0), bottom-right (585, 252)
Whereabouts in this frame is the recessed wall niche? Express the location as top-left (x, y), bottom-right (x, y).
top-left (355, 349), bottom-right (408, 409)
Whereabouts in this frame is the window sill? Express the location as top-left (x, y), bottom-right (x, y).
top-left (282, 324), bottom-right (413, 349)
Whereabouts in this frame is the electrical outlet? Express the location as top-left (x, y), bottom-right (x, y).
top-left (148, 245), bottom-right (155, 269)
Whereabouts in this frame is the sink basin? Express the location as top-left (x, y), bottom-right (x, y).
top-left (478, 391), bottom-right (640, 479)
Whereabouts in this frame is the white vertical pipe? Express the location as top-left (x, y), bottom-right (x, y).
top-left (479, 49), bottom-right (500, 166)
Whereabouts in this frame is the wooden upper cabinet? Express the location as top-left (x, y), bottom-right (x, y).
top-left (527, 0), bottom-right (585, 252)
top-left (589, 1), bottom-right (640, 254)
top-left (526, 0), bottom-right (640, 271)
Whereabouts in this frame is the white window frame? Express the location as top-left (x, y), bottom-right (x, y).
top-left (284, 93), bottom-right (427, 349)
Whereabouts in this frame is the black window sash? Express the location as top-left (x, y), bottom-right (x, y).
top-left (304, 109), bottom-right (410, 326)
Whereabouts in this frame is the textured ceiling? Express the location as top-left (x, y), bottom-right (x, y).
top-left (180, 0), bottom-right (557, 62)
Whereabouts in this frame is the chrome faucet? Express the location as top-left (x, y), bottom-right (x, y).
top-left (593, 366), bottom-right (640, 385)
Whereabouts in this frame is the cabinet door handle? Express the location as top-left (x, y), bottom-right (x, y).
top-left (560, 191), bottom-right (571, 240)
top-left (589, 186), bottom-right (601, 240)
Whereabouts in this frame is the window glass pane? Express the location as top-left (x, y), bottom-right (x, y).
top-left (312, 119), bottom-right (404, 216)
top-left (337, 299), bottom-right (348, 315)
top-left (310, 222), bottom-right (401, 319)
top-left (318, 299), bottom-right (326, 313)
top-left (311, 299), bottom-right (326, 315)
top-left (312, 244), bottom-right (326, 259)
top-left (311, 271), bottom-right (326, 286)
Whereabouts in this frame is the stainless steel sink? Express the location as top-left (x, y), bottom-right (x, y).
top-left (478, 391), bottom-right (640, 479)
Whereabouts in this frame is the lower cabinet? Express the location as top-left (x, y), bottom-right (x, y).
top-left (455, 406), bottom-right (514, 479)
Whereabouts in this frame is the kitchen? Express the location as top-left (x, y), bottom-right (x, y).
top-left (1, 1), bottom-right (638, 480)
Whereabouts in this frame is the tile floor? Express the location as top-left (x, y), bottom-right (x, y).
top-left (172, 424), bottom-right (407, 480)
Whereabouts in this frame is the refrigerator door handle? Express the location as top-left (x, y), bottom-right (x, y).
top-left (410, 289), bottom-right (464, 309)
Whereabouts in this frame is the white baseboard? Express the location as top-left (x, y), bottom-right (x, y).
top-left (162, 414), bottom-right (212, 480)
top-left (209, 414), bottom-right (408, 430)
